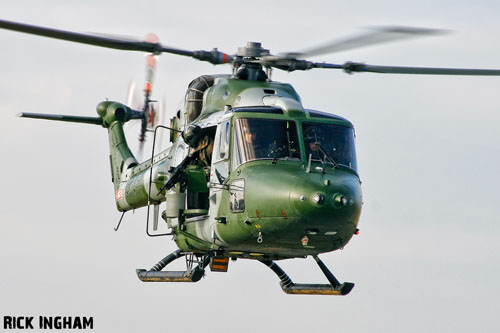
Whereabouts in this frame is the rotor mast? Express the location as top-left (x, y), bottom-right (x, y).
top-left (233, 42), bottom-right (270, 81)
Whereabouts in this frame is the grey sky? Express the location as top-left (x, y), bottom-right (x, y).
top-left (1, 1), bottom-right (499, 332)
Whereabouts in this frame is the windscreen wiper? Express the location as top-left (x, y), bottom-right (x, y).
top-left (315, 143), bottom-right (338, 169)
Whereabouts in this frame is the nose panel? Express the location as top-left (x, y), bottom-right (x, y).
top-left (289, 171), bottom-right (362, 228)
top-left (224, 162), bottom-right (362, 253)
top-left (242, 162), bottom-right (361, 225)
top-left (234, 162), bottom-right (362, 249)
top-left (244, 165), bottom-right (301, 218)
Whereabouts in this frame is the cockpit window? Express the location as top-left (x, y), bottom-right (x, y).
top-left (302, 122), bottom-right (357, 171)
top-left (233, 118), bottom-right (300, 168)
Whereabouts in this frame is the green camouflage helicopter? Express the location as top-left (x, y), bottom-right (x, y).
top-left (2, 20), bottom-right (500, 296)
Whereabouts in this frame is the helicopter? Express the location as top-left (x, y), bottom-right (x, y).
top-left (2, 19), bottom-right (500, 296)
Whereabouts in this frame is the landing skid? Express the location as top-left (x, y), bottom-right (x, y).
top-left (260, 255), bottom-right (354, 295)
top-left (136, 249), bottom-right (214, 282)
top-left (137, 250), bottom-right (354, 295)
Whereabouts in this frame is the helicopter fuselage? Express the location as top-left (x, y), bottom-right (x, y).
top-left (105, 75), bottom-right (362, 260)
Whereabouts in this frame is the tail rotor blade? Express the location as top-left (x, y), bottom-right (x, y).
top-left (125, 81), bottom-right (139, 109)
top-left (144, 53), bottom-right (157, 99)
top-left (137, 35), bottom-right (159, 147)
top-left (143, 34), bottom-right (159, 104)
top-left (137, 138), bottom-right (145, 162)
top-left (124, 81), bottom-right (139, 131)
top-left (155, 96), bottom-right (167, 153)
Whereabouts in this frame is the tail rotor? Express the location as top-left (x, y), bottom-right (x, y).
top-left (126, 34), bottom-right (161, 160)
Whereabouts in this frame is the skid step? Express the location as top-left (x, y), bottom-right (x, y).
top-left (281, 282), bottom-right (355, 295)
top-left (136, 268), bottom-right (204, 282)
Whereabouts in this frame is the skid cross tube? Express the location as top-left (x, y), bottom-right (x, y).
top-left (136, 249), bottom-right (215, 282)
top-left (260, 256), bottom-right (354, 295)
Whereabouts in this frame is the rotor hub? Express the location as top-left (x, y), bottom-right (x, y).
top-left (237, 42), bottom-right (269, 58)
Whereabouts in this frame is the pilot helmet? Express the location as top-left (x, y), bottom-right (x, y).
top-left (304, 126), bottom-right (325, 143)
top-left (182, 124), bottom-right (202, 147)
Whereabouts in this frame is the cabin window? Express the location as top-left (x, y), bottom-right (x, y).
top-left (232, 118), bottom-right (300, 169)
top-left (302, 122), bottom-right (357, 171)
top-left (218, 120), bottom-right (230, 160)
top-left (212, 120), bottom-right (230, 183)
top-left (229, 179), bottom-right (245, 213)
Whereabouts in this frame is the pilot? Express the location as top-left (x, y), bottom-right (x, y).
top-left (195, 135), bottom-right (214, 166)
top-left (243, 126), bottom-right (268, 158)
top-left (304, 126), bottom-right (324, 155)
top-left (244, 130), bottom-right (256, 145)
top-left (182, 124), bottom-right (214, 167)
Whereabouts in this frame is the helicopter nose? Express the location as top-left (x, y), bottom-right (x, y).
top-left (240, 164), bottom-right (362, 239)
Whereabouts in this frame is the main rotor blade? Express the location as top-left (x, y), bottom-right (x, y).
top-left (0, 19), bottom-right (190, 55)
top-left (341, 62), bottom-right (500, 76)
top-left (0, 19), bottom-right (233, 64)
top-left (18, 112), bottom-right (103, 125)
top-left (285, 26), bottom-right (447, 59)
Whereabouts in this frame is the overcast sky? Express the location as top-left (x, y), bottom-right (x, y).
top-left (1, 1), bottom-right (499, 332)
